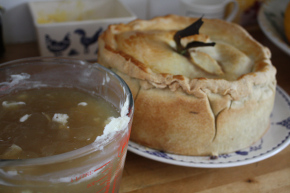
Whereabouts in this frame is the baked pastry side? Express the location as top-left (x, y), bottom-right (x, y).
top-left (98, 15), bottom-right (277, 156)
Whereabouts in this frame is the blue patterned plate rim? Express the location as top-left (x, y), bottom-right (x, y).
top-left (128, 86), bottom-right (290, 168)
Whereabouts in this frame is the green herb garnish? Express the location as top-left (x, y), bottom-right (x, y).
top-left (174, 17), bottom-right (216, 56)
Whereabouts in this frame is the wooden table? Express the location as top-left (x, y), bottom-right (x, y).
top-left (0, 26), bottom-right (289, 193)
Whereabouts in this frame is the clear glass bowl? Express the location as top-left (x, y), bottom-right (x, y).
top-left (0, 57), bottom-right (134, 193)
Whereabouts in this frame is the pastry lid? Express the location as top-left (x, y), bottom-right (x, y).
top-left (98, 15), bottom-right (276, 100)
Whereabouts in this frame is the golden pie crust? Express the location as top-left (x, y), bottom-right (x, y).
top-left (98, 15), bottom-right (277, 156)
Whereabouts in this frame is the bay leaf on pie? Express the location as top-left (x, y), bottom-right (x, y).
top-left (180, 34), bottom-right (209, 48)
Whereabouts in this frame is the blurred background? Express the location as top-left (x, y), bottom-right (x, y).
top-left (0, 0), bottom-right (263, 44)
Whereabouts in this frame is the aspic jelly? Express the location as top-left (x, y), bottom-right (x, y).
top-left (0, 88), bottom-right (119, 159)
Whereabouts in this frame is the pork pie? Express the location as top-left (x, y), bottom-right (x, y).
top-left (98, 15), bottom-right (276, 156)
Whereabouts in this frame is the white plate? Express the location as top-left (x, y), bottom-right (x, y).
top-left (128, 86), bottom-right (290, 168)
top-left (258, 0), bottom-right (290, 56)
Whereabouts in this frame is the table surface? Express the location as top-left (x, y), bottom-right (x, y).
top-left (0, 25), bottom-right (289, 193)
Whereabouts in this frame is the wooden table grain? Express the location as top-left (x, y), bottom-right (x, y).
top-left (0, 26), bottom-right (289, 193)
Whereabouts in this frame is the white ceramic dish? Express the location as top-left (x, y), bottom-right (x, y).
top-left (28, 0), bottom-right (136, 60)
top-left (258, 0), bottom-right (290, 56)
top-left (128, 86), bottom-right (290, 168)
